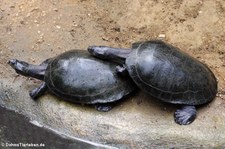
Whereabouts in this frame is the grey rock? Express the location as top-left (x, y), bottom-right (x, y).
top-left (0, 75), bottom-right (225, 148)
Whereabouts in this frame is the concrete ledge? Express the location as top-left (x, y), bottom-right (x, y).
top-left (1, 78), bottom-right (225, 148)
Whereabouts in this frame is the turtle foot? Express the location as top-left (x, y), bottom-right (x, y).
top-left (95, 104), bottom-right (113, 112)
top-left (29, 82), bottom-right (47, 100)
top-left (174, 105), bottom-right (197, 125)
top-left (29, 88), bottom-right (39, 100)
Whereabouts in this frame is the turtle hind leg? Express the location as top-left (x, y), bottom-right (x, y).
top-left (174, 105), bottom-right (197, 125)
top-left (8, 59), bottom-right (47, 80)
top-left (94, 103), bottom-right (114, 112)
top-left (29, 82), bottom-right (48, 99)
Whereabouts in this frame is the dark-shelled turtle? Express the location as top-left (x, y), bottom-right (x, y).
top-left (8, 50), bottom-right (136, 111)
top-left (88, 40), bottom-right (217, 125)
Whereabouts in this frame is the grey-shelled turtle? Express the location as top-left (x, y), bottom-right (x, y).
top-left (88, 40), bottom-right (217, 125)
top-left (8, 50), bottom-right (136, 111)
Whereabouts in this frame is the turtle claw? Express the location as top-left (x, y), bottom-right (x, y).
top-left (95, 104), bottom-right (113, 112)
top-left (174, 105), bottom-right (197, 125)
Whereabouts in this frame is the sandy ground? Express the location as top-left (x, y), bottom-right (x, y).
top-left (0, 0), bottom-right (224, 96)
top-left (0, 0), bottom-right (225, 148)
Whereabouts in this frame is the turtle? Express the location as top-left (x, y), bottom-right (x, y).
top-left (8, 50), bottom-right (136, 112)
top-left (88, 40), bottom-right (218, 125)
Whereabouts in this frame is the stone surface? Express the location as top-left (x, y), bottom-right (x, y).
top-left (0, 76), bottom-right (225, 148)
top-left (0, 0), bottom-right (225, 148)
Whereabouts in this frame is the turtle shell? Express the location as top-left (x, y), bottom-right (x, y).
top-left (126, 40), bottom-right (217, 105)
top-left (45, 50), bottom-right (135, 104)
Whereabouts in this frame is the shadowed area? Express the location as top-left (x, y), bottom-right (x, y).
top-left (0, 106), bottom-right (115, 149)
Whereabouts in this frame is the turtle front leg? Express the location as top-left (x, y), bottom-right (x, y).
top-left (174, 105), bottom-right (197, 125)
top-left (29, 82), bottom-right (48, 99)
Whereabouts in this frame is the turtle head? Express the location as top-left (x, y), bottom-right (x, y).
top-left (8, 59), bottom-right (18, 69)
top-left (88, 45), bottom-right (131, 64)
top-left (88, 46), bottom-right (111, 60)
top-left (8, 59), bottom-right (30, 73)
